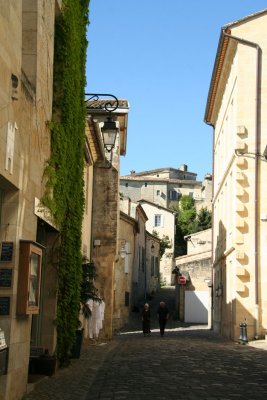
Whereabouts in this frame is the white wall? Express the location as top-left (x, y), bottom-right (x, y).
top-left (184, 291), bottom-right (209, 323)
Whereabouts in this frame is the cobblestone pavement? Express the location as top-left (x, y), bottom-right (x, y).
top-left (23, 287), bottom-right (267, 400)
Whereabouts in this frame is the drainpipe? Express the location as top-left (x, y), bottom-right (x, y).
top-left (222, 30), bottom-right (261, 339)
top-left (205, 122), bottom-right (215, 331)
top-left (144, 227), bottom-right (147, 301)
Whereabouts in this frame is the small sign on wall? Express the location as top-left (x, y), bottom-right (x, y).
top-left (178, 275), bottom-right (187, 285)
top-left (0, 269), bottom-right (13, 288)
top-left (0, 297), bottom-right (10, 316)
top-left (0, 242), bottom-right (14, 262)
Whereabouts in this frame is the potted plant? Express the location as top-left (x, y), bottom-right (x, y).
top-left (29, 348), bottom-right (57, 377)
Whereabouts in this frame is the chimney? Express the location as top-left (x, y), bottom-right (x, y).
top-left (179, 164), bottom-right (188, 172)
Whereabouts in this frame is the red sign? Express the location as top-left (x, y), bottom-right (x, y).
top-left (178, 275), bottom-right (186, 285)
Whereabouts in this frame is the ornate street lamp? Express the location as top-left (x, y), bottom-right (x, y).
top-left (85, 93), bottom-right (119, 152)
top-left (101, 116), bottom-right (118, 152)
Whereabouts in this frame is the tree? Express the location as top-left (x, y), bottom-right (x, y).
top-left (170, 196), bottom-right (212, 257)
top-left (152, 230), bottom-right (172, 258)
top-left (195, 207), bottom-right (212, 231)
top-left (178, 196), bottom-right (197, 236)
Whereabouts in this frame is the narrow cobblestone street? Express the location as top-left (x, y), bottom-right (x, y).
top-left (23, 287), bottom-right (267, 400)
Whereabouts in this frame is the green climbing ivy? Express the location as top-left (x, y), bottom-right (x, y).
top-left (42, 0), bottom-right (90, 364)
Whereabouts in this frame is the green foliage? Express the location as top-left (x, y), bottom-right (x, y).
top-left (159, 273), bottom-right (167, 287)
top-left (174, 224), bottom-right (187, 256)
top-left (159, 235), bottom-right (172, 258)
top-left (170, 196), bottom-right (212, 257)
top-left (177, 195), bottom-right (197, 236)
top-left (196, 207), bottom-right (212, 231)
top-left (152, 230), bottom-right (172, 259)
top-left (42, 0), bottom-right (90, 364)
top-left (180, 195), bottom-right (195, 210)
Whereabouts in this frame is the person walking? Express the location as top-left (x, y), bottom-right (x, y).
top-left (157, 301), bottom-right (169, 336)
top-left (142, 303), bottom-right (151, 336)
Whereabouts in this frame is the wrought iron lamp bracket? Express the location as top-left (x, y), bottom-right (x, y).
top-left (85, 93), bottom-right (119, 113)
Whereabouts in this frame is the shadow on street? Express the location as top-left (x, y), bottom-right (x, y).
top-left (116, 286), bottom-right (209, 338)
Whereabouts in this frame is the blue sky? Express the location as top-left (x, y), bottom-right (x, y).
top-left (86, 1), bottom-right (267, 181)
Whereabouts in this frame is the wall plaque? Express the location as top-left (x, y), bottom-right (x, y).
top-left (0, 242), bottom-right (14, 262)
top-left (0, 269), bottom-right (12, 288)
top-left (0, 297), bottom-right (10, 316)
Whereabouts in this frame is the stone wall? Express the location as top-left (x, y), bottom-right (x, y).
top-left (113, 214), bottom-right (136, 331)
top-left (176, 253), bottom-right (212, 290)
top-left (209, 12), bottom-right (267, 340)
top-left (91, 165), bottom-right (120, 339)
top-left (0, 2), bottom-right (56, 399)
top-left (175, 249), bottom-right (212, 323)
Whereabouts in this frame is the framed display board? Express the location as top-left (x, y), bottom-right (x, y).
top-left (0, 297), bottom-right (10, 316)
top-left (0, 269), bottom-right (12, 288)
top-left (0, 242), bottom-right (14, 262)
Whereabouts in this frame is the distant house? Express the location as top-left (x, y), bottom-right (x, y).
top-left (120, 166), bottom-right (212, 211)
top-left (146, 231), bottom-right (161, 297)
top-left (120, 167), bottom-right (212, 286)
top-left (138, 199), bottom-right (176, 286)
top-left (119, 198), bottom-right (161, 307)
top-left (113, 211), bottom-right (138, 330)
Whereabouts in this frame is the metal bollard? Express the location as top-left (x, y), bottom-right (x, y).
top-left (242, 320), bottom-right (248, 343)
top-left (239, 323), bottom-right (244, 343)
top-left (239, 320), bottom-right (248, 344)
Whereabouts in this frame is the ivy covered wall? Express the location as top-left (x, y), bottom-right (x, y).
top-left (42, 0), bottom-right (90, 363)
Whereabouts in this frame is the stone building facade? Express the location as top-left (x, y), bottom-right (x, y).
top-left (204, 9), bottom-right (267, 341)
top-left (0, 2), bottom-right (132, 398)
top-left (120, 167), bottom-right (212, 287)
top-left (129, 205), bottom-right (148, 307)
top-left (120, 166), bottom-right (212, 211)
top-left (145, 231), bottom-right (160, 297)
top-left (86, 99), bottom-right (130, 340)
top-left (120, 165), bottom-right (203, 209)
top-left (138, 200), bottom-right (176, 286)
top-left (0, 2), bottom-right (61, 399)
top-left (113, 212), bottom-right (138, 331)
top-left (113, 210), bottom-right (160, 330)
top-left (119, 198), bottom-right (160, 306)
